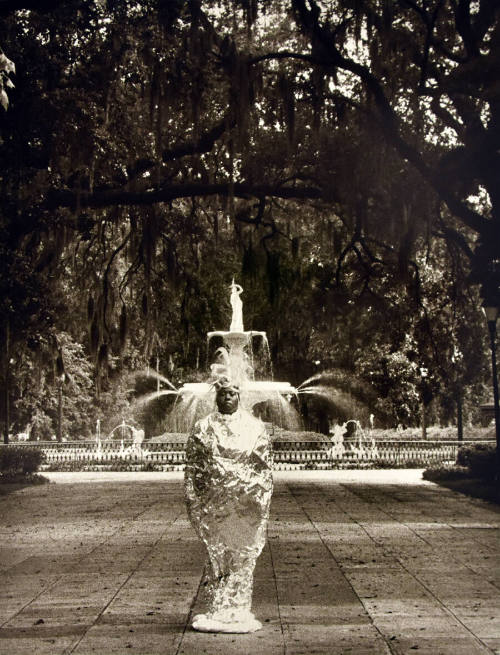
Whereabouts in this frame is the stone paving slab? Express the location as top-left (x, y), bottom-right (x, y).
top-left (0, 470), bottom-right (499, 654)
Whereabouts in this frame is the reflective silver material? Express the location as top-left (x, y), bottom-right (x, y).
top-left (184, 408), bottom-right (273, 633)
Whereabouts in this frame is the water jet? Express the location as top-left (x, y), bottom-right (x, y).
top-left (165, 281), bottom-right (301, 433)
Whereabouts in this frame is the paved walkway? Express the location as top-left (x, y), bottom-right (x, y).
top-left (0, 470), bottom-right (499, 655)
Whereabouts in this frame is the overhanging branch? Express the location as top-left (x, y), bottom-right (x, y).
top-left (44, 181), bottom-right (324, 210)
top-left (0, 0), bottom-right (83, 15)
top-left (290, 0), bottom-right (489, 236)
top-left (127, 115), bottom-right (233, 181)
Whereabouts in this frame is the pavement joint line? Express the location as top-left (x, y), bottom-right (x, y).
top-left (173, 561), bottom-right (206, 655)
top-left (2, 472), bottom-right (498, 654)
top-left (355, 483), bottom-right (500, 596)
top-left (0, 573), bottom-right (65, 630)
top-left (329, 482), bottom-right (497, 655)
top-left (391, 545), bottom-right (496, 654)
top-left (0, 493), bottom-right (167, 631)
top-left (266, 523), bottom-right (288, 655)
top-left (342, 483), bottom-right (441, 550)
top-left (286, 481), bottom-right (398, 655)
top-left (353, 482), bottom-right (500, 549)
top-left (344, 483), bottom-right (497, 653)
top-left (64, 511), bottom-right (184, 655)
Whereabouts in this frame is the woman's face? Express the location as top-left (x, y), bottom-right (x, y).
top-left (216, 388), bottom-right (239, 414)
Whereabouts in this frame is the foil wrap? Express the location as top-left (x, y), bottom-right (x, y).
top-left (184, 408), bottom-right (273, 632)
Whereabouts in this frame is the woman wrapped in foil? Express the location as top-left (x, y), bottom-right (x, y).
top-left (184, 376), bottom-right (273, 633)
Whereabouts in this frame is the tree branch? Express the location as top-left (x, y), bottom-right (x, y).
top-left (290, 0), bottom-right (489, 235)
top-left (454, 0), bottom-right (481, 57)
top-left (0, 0), bottom-right (83, 15)
top-left (126, 115), bottom-right (233, 181)
top-left (44, 181), bottom-right (323, 210)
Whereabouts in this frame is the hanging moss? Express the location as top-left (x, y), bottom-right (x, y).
top-left (156, 76), bottom-right (163, 151)
top-left (54, 224), bottom-right (67, 259)
top-left (87, 294), bottom-right (95, 323)
top-left (278, 74), bottom-right (295, 145)
top-left (242, 241), bottom-right (259, 279)
top-left (90, 315), bottom-right (100, 356)
top-left (98, 342), bottom-right (108, 368)
top-left (141, 291), bottom-right (149, 316)
top-left (149, 61), bottom-right (160, 127)
top-left (266, 251), bottom-right (281, 306)
top-left (158, 0), bottom-right (185, 29)
top-left (382, 0), bottom-right (394, 30)
top-left (119, 304), bottom-right (127, 350)
top-left (142, 209), bottom-right (158, 284)
top-left (213, 212), bottom-right (219, 244)
top-left (55, 350), bottom-right (64, 377)
top-left (398, 226), bottom-right (416, 280)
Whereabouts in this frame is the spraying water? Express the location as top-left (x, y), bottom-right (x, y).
top-left (166, 282), bottom-right (302, 433)
top-left (138, 369), bottom-right (178, 391)
top-left (136, 286), bottom-right (374, 439)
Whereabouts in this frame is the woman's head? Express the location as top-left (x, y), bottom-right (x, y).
top-left (214, 376), bottom-right (240, 414)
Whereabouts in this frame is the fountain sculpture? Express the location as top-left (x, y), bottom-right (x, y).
top-left (134, 281), bottom-right (377, 465)
top-left (166, 281), bottom-right (300, 433)
top-left (328, 420), bottom-right (378, 460)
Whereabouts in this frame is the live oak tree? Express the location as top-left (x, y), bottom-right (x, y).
top-left (1, 0), bottom-right (497, 439)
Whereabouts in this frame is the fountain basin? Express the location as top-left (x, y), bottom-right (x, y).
top-left (179, 381), bottom-right (296, 395)
top-left (207, 330), bottom-right (267, 344)
top-left (164, 282), bottom-right (301, 432)
top-left (166, 380), bottom-right (300, 433)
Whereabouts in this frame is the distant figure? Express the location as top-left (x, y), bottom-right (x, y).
top-left (229, 280), bottom-right (244, 332)
top-left (132, 427), bottom-right (145, 444)
top-left (328, 424), bottom-right (345, 460)
top-left (343, 420), bottom-right (357, 442)
top-left (184, 376), bottom-right (273, 633)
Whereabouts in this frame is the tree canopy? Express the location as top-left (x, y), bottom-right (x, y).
top-left (0, 0), bottom-right (498, 439)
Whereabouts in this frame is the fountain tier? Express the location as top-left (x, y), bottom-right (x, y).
top-left (166, 282), bottom-right (301, 432)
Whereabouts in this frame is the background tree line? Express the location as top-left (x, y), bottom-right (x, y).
top-left (0, 0), bottom-right (498, 440)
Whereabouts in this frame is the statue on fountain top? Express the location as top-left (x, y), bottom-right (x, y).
top-left (229, 279), bottom-right (244, 332)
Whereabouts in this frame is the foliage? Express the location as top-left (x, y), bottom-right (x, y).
top-left (11, 331), bottom-right (97, 440)
top-left (0, 49), bottom-right (15, 110)
top-left (371, 459), bottom-right (427, 470)
top-left (271, 427), bottom-right (330, 444)
top-left (423, 463), bottom-right (499, 504)
top-left (0, 1), bottom-right (498, 439)
top-left (0, 445), bottom-right (46, 475)
top-left (422, 464), bottom-right (471, 481)
top-left (423, 442), bottom-right (498, 504)
top-left (44, 458), bottom-right (173, 472)
top-left (456, 442), bottom-right (497, 480)
top-left (370, 426), bottom-right (494, 441)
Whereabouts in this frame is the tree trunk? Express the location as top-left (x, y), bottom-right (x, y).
top-left (57, 379), bottom-right (63, 442)
top-left (421, 402), bottom-right (427, 440)
top-left (3, 320), bottom-right (10, 444)
top-left (456, 391), bottom-right (463, 442)
top-left (3, 374), bottom-right (9, 445)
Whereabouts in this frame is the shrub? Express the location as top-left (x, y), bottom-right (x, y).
top-left (373, 458), bottom-right (425, 469)
top-left (141, 461), bottom-right (161, 472)
top-left (45, 460), bottom-right (85, 472)
top-left (0, 446), bottom-right (46, 475)
top-left (422, 464), bottom-right (470, 482)
top-left (456, 443), bottom-right (497, 480)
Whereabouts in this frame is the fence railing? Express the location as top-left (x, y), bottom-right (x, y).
top-left (1, 439), bottom-right (494, 471)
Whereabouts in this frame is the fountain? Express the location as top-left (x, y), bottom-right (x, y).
top-left (165, 280), bottom-right (300, 433)
top-left (328, 420), bottom-right (378, 461)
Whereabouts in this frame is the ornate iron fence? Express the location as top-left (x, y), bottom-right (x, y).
top-left (1, 439), bottom-right (494, 471)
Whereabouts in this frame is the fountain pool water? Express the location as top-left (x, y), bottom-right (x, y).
top-left (165, 281), bottom-right (302, 433)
